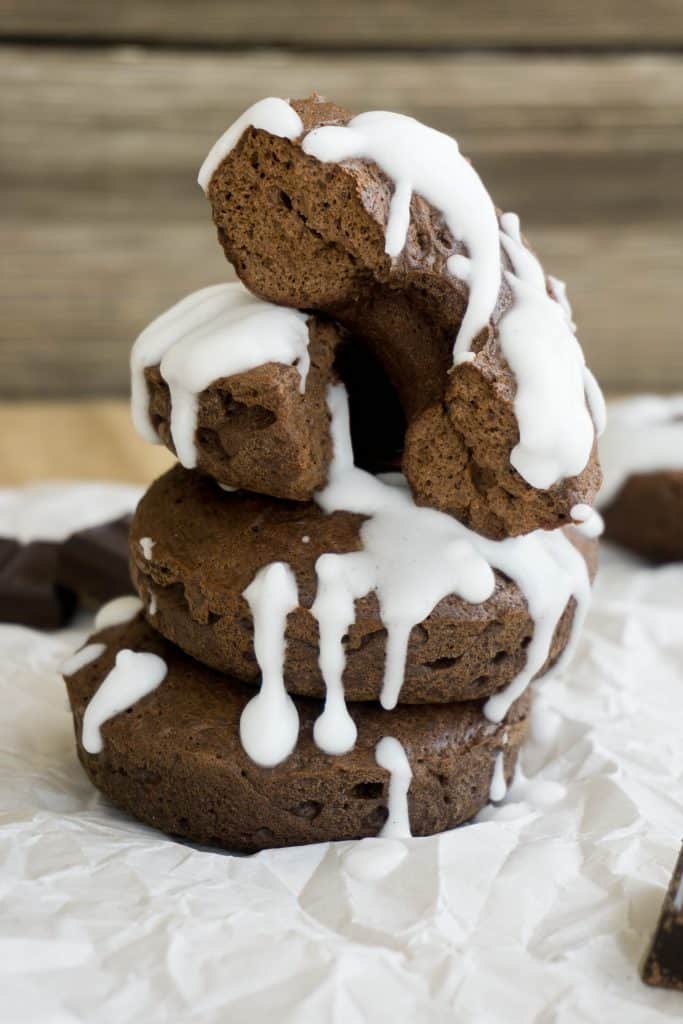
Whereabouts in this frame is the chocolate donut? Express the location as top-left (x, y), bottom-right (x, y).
top-left (129, 464), bottom-right (597, 714)
top-left (131, 285), bottom-right (343, 502)
top-left (198, 95), bottom-right (604, 539)
top-left (598, 395), bottom-right (683, 561)
top-left (63, 614), bottom-right (530, 852)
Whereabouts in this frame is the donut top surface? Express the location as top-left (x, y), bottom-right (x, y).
top-left (199, 95), bottom-right (605, 498)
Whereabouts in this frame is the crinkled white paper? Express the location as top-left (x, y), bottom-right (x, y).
top-left (1, 483), bottom-right (682, 1023)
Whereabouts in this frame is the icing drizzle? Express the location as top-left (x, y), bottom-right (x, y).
top-left (232, 381), bottom-right (591, 765)
top-left (497, 212), bottom-right (598, 488)
top-left (81, 649), bottom-right (167, 754)
top-left (302, 110), bottom-right (501, 359)
top-left (315, 384), bottom-right (591, 728)
top-left (199, 98), bottom-right (605, 490)
top-left (130, 283), bottom-right (310, 470)
top-left (375, 737), bottom-right (413, 838)
top-left (61, 643), bottom-right (106, 677)
top-left (238, 562), bottom-right (300, 767)
top-left (489, 751), bottom-right (507, 802)
top-left (94, 595), bottom-right (143, 633)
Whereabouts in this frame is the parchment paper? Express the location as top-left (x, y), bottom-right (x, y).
top-left (1, 483), bottom-right (682, 1023)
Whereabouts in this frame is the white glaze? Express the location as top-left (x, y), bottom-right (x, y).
top-left (375, 737), bottom-right (413, 838)
top-left (199, 98), bottom-right (604, 490)
top-left (198, 97), bottom-right (303, 192)
top-left (596, 394), bottom-right (683, 509)
top-left (148, 593), bottom-right (157, 616)
top-left (61, 643), bottom-right (106, 677)
top-left (312, 384), bottom-right (591, 728)
top-left (481, 523), bottom-right (592, 724)
top-left (302, 110), bottom-right (501, 358)
top-left (315, 385), bottom-right (495, 715)
top-left (301, 107), bottom-right (602, 488)
top-left (343, 837), bottom-right (407, 881)
top-left (583, 368), bottom-right (607, 438)
top-left (489, 752), bottom-right (507, 802)
top-left (239, 562), bottom-right (300, 767)
top-left (498, 212), bottom-right (598, 488)
top-left (140, 537), bottom-right (155, 560)
top-left (547, 269), bottom-right (606, 439)
top-left (570, 503), bottom-right (605, 540)
top-left (81, 649), bottom-right (167, 754)
top-left (131, 283), bottom-right (310, 470)
top-left (311, 552), bottom-right (362, 755)
top-left (94, 596), bottom-right (143, 633)
top-left (548, 274), bottom-right (575, 329)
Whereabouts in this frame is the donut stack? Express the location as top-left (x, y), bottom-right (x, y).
top-left (64, 95), bottom-right (605, 854)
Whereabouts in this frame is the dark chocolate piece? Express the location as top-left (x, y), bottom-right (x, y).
top-left (57, 515), bottom-right (132, 609)
top-left (642, 844), bottom-right (683, 991)
top-left (0, 541), bottom-right (76, 630)
top-left (0, 537), bottom-right (20, 571)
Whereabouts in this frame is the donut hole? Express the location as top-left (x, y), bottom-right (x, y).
top-left (334, 337), bottom-right (406, 474)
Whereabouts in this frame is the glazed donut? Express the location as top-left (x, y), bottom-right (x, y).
top-left (63, 613), bottom-right (530, 852)
top-left (131, 284), bottom-right (343, 502)
top-left (129, 463), bottom-right (597, 722)
top-left (597, 395), bottom-right (683, 561)
top-left (197, 95), bottom-right (605, 540)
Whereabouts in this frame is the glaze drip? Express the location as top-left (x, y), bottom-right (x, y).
top-left (239, 562), bottom-right (300, 767)
top-left (375, 736), bottom-right (413, 838)
top-left (94, 596), bottom-right (143, 633)
top-left (497, 212), bottom-right (599, 488)
top-left (312, 383), bottom-right (591, 731)
top-left (81, 649), bottom-right (167, 754)
top-left (302, 110), bottom-right (501, 358)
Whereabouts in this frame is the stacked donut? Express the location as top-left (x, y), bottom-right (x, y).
top-left (63, 96), bottom-right (605, 855)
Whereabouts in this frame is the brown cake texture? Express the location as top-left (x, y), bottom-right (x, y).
top-left (602, 470), bottom-right (683, 563)
top-left (203, 94), bottom-right (602, 540)
top-left (129, 464), bottom-right (598, 705)
top-left (63, 614), bottom-right (530, 852)
top-left (143, 316), bottom-right (341, 502)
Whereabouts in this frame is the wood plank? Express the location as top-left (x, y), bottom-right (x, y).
top-left (0, 400), bottom-right (173, 484)
top-left (2, 47), bottom-right (682, 396)
top-left (2, 0), bottom-right (683, 48)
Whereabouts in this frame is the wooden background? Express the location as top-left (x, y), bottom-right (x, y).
top-left (1, 2), bottom-right (682, 412)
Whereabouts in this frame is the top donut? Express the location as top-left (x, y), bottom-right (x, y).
top-left (138, 94), bottom-right (604, 540)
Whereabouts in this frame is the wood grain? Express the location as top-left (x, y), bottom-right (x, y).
top-left (2, 0), bottom-right (683, 47)
top-left (2, 46), bottom-right (682, 396)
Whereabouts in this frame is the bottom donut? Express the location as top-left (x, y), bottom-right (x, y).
top-left (63, 613), bottom-right (530, 852)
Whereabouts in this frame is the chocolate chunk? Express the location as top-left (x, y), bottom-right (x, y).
top-left (57, 515), bottom-right (132, 609)
top-left (0, 541), bottom-right (76, 630)
top-left (0, 538), bottom-right (20, 571)
top-left (642, 844), bottom-right (683, 991)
